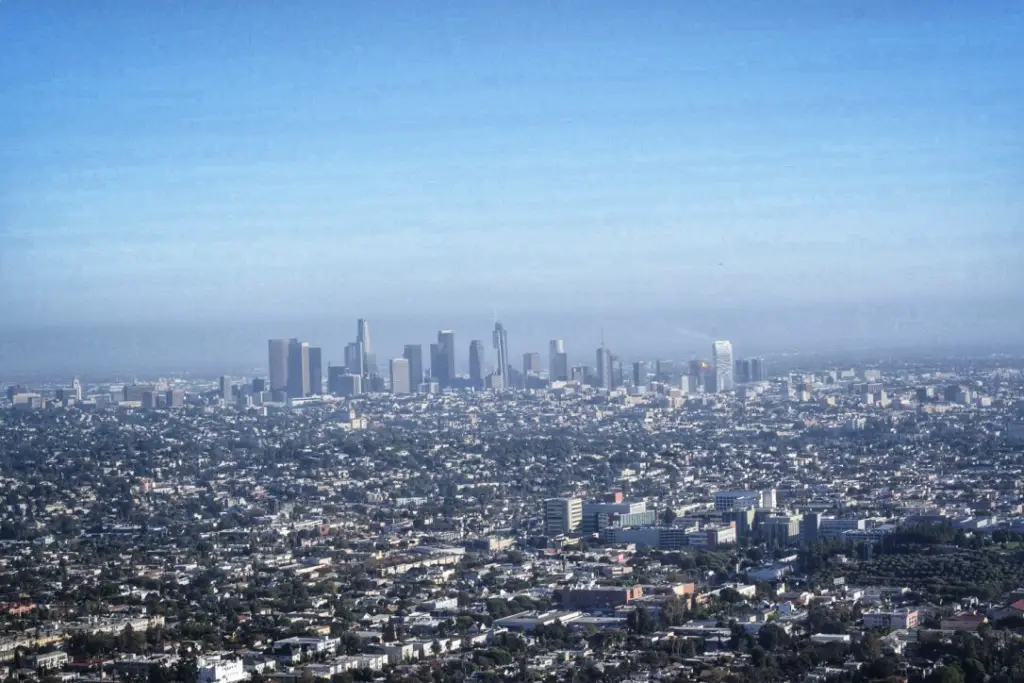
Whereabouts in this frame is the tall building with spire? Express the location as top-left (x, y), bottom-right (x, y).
top-left (356, 318), bottom-right (376, 378)
top-left (491, 322), bottom-right (510, 391)
top-left (356, 318), bottom-right (371, 353)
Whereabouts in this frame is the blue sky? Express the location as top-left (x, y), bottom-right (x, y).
top-left (1, 1), bottom-right (1022, 369)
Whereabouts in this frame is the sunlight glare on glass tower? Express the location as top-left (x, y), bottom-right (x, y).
top-left (712, 340), bottom-right (734, 392)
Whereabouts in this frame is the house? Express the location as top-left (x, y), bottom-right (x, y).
top-left (940, 612), bottom-right (988, 632)
top-left (862, 608), bottom-right (919, 631)
top-left (27, 652), bottom-right (69, 671)
top-left (993, 599), bottom-right (1024, 622)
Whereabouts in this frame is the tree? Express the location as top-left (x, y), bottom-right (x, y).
top-left (662, 596), bottom-right (687, 626)
top-left (758, 623), bottom-right (788, 651)
top-left (627, 606), bottom-right (656, 634)
top-left (149, 664), bottom-right (169, 683)
top-left (962, 658), bottom-right (985, 683)
top-left (929, 664), bottom-right (965, 683)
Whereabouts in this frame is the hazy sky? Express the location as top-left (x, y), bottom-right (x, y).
top-left (1, 1), bottom-right (1023, 373)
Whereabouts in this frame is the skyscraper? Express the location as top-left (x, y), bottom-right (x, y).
top-left (551, 352), bottom-right (569, 382)
top-left (544, 497), bottom-right (583, 536)
top-left (430, 343), bottom-right (442, 381)
top-left (468, 340), bottom-right (485, 389)
top-left (390, 357), bottom-right (411, 395)
top-left (688, 359), bottom-right (713, 392)
top-left (596, 346), bottom-right (613, 389)
top-left (268, 339), bottom-right (289, 392)
top-left (610, 354), bottom-right (623, 389)
top-left (522, 352), bottom-right (541, 376)
top-left (632, 361), bottom-right (646, 388)
top-left (403, 344), bottom-right (423, 391)
top-left (492, 322), bottom-right (509, 391)
top-left (549, 340), bottom-right (566, 379)
top-left (734, 358), bottom-right (751, 385)
top-left (436, 330), bottom-right (456, 388)
top-left (712, 340), bottom-right (734, 392)
top-left (655, 359), bottom-right (675, 383)
top-left (571, 365), bottom-right (591, 383)
top-left (328, 366), bottom-right (361, 396)
top-left (356, 318), bottom-right (376, 378)
top-left (308, 347), bottom-right (323, 394)
top-left (286, 338), bottom-right (310, 398)
top-left (750, 357), bottom-right (768, 382)
top-left (345, 341), bottom-right (364, 377)
top-left (219, 375), bottom-right (233, 403)
top-left (356, 318), bottom-right (371, 354)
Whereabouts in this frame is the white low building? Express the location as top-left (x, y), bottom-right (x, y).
top-left (198, 659), bottom-right (248, 683)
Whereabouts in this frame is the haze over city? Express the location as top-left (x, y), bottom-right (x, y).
top-left (2, 1), bottom-right (1022, 375)
top-left (7, 5), bottom-right (1024, 683)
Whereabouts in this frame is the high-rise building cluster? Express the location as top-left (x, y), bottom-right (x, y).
top-left (267, 337), bottom-right (323, 400)
top-left (265, 319), bottom-right (764, 401)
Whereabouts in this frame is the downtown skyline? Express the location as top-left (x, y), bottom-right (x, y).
top-left (265, 316), bottom-right (752, 398)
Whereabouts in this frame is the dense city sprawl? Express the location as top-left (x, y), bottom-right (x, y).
top-left (3, 354), bottom-right (1024, 683)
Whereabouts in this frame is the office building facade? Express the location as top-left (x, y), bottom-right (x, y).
top-left (268, 338), bottom-right (289, 392)
top-left (403, 344), bottom-right (423, 391)
top-left (595, 347), bottom-right (613, 390)
top-left (390, 357), bottom-right (411, 395)
top-left (688, 360), bottom-right (713, 392)
top-left (522, 352), bottom-right (541, 376)
top-left (308, 346), bottom-right (323, 394)
top-left (610, 354), bottom-right (623, 389)
top-left (712, 340), bottom-right (734, 392)
top-left (632, 361), bottom-right (646, 388)
top-left (436, 330), bottom-right (456, 388)
top-left (219, 375), bottom-right (233, 403)
top-left (655, 360), bottom-right (675, 384)
top-left (490, 322), bottom-right (509, 391)
top-left (544, 497), bottom-right (583, 536)
top-left (735, 359), bottom-right (751, 385)
top-left (345, 341), bottom-right (364, 377)
top-left (714, 490), bottom-right (760, 512)
top-left (356, 318), bottom-right (375, 377)
top-left (549, 340), bottom-right (566, 380)
top-left (750, 357), bottom-right (768, 382)
top-left (328, 367), bottom-right (361, 397)
top-left (286, 338), bottom-right (310, 398)
top-left (551, 352), bottom-right (569, 382)
top-left (468, 340), bottom-right (485, 389)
